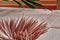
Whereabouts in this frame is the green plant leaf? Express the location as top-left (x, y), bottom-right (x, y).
top-left (22, 0), bottom-right (36, 9)
top-left (13, 0), bottom-right (24, 8)
top-left (26, 0), bottom-right (47, 8)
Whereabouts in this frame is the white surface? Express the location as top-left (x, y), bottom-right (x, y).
top-left (37, 28), bottom-right (60, 40)
top-left (0, 7), bottom-right (60, 40)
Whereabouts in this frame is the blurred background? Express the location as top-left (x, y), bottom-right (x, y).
top-left (0, 0), bottom-right (57, 10)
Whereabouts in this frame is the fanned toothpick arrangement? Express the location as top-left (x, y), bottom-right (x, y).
top-left (0, 17), bottom-right (48, 40)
